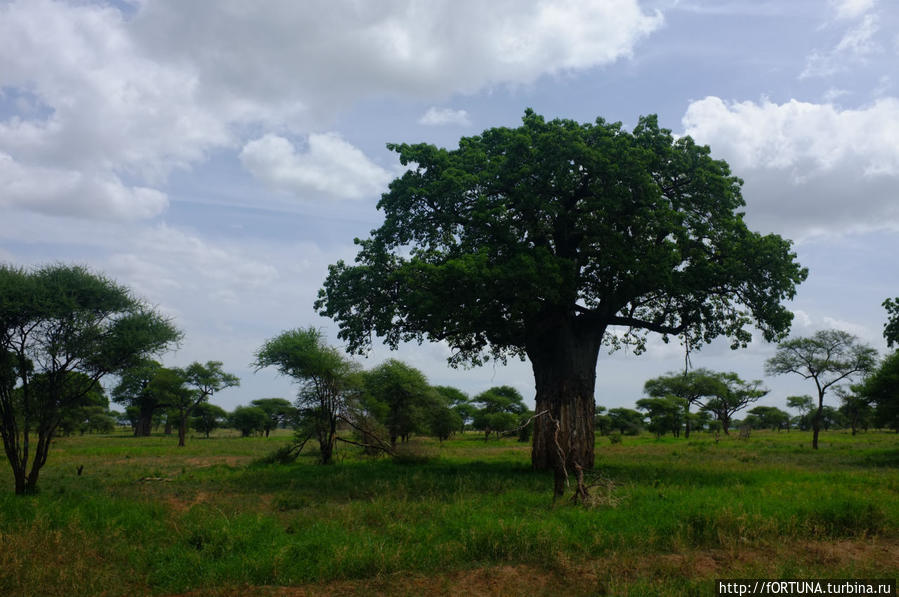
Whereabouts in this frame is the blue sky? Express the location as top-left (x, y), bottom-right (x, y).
top-left (1, 0), bottom-right (897, 413)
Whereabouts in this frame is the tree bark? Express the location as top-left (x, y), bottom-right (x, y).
top-left (684, 404), bottom-right (692, 439)
top-left (136, 403), bottom-right (154, 437)
top-left (812, 392), bottom-right (824, 450)
top-left (528, 317), bottom-right (602, 495)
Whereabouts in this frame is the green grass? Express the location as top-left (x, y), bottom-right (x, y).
top-left (0, 429), bottom-right (897, 596)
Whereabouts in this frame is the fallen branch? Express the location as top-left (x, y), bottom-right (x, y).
top-left (336, 413), bottom-right (396, 456)
top-left (335, 435), bottom-right (395, 456)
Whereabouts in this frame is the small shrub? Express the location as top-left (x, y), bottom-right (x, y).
top-left (608, 433), bottom-right (623, 445)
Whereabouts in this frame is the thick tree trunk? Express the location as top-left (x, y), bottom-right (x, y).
top-left (528, 318), bottom-right (602, 496)
top-left (136, 403), bottom-right (154, 437)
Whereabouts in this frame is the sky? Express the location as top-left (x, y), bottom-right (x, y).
top-left (1, 0), bottom-right (897, 414)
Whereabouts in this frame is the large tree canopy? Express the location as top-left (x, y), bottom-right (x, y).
top-left (316, 110), bottom-right (806, 493)
top-left (0, 264), bottom-right (180, 494)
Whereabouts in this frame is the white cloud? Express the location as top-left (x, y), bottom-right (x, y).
top-left (419, 107), bottom-right (471, 126)
top-left (0, 0), bottom-right (235, 220)
top-left (239, 134), bottom-right (393, 200)
top-left (831, 0), bottom-right (876, 20)
top-left (131, 1), bottom-right (663, 107)
top-left (821, 316), bottom-right (872, 339)
top-left (0, 0), bottom-right (662, 221)
top-left (682, 96), bottom-right (899, 237)
top-left (0, 153), bottom-right (167, 220)
top-left (801, 13), bottom-right (880, 78)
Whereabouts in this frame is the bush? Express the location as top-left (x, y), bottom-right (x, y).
top-left (230, 406), bottom-right (268, 437)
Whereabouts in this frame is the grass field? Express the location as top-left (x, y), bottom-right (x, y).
top-left (0, 428), bottom-right (896, 596)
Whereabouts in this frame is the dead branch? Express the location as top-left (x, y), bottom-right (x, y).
top-left (499, 409), bottom-right (550, 438)
top-left (335, 435), bottom-right (395, 456)
top-left (336, 413), bottom-right (396, 456)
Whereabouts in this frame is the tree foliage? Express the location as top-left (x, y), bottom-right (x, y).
top-left (643, 368), bottom-right (723, 438)
top-left (433, 385), bottom-right (473, 434)
top-left (883, 298), bottom-right (899, 348)
top-left (699, 372), bottom-right (767, 435)
top-left (191, 402), bottom-right (228, 438)
top-left (766, 329), bottom-right (877, 448)
top-left (230, 405), bottom-right (268, 437)
top-left (112, 359), bottom-right (164, 436)
top-left (471, 386), bottom-right (527, 440)
top-left (856, 351), bottom-right (899, 432)
top-left (0, 264), bottom-right (180, 493)
top-left (251, 398), bottom-right (296, 437)
top-left (361, 359), bottom-right (433, 446)
top-left (745, 406), bottom-right (791, 431)
top-left (315, 110), bottom-right (807, 486)
top-left (607, 408), bottom-right (644, 435)
top-left (254, 327), bottom-right (357, 464)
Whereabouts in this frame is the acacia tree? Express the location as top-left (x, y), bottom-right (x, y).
top-left (316, 111), bottom-right (806, 493)
top-left (746, 406), bottom-right (791, 431)
top-left (765, 330), bottom-right (876, 449)
top-left (362, 359), bottom-right (433, 446)
top-left (636, 395), bottom-right (686, 437)
top-left (699, 372), bottom-right (767, 435)
top-left (471, 385), bottom-right (527, 440)
top-left (112, 360), bottom-right (165, 437)
top-left (643, 369), bottom-right (722, 438)
top-left (607, 408), bottom-right (644, 435)
top-left (170, 362), bottom-right (239, 447)
top-left (191, 402), bottom-right (228, 438)
top-left (254, 328), bottom-right (357, 464)
top-left (433, 385), bottom-right (473, 434)
top-left (0, 264), bottom-right (180, 494)
top-left (251, 398), bottom-right (296, 437)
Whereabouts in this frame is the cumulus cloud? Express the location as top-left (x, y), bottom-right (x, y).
top-left (239, 134), bottom-right (393, 200)
top-left (0, 0), bottom-right (662, 221)
top-left (0, 153), bottom-right (167, 220)
top-left (682, 96), bottom-right (899, 237)
top-left (131, 0), bottom-right (663, 109)
top-left (0, 0), bottom-right (236, 220)
top-left (419, 107), bottom-right (471, 126)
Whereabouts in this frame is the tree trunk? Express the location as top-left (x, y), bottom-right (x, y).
top-left (320, 415), bottom-right (336, 464)
top-left (812, 394), bottom-right (824, 450)
top-left (178, 417), bottom-right (187, 447)
top-left (528, 318), bottom-right (602, 496)
top-left (684, 404), bottom-right (691, 439)
top-left (136, 403), bottom-right (154, 437)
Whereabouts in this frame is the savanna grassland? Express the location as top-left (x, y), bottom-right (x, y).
top-left (1, 429), bottom-right (897, 596)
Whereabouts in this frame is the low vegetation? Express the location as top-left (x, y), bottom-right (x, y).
top-left (0, 428), bottom-right (896, 596)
